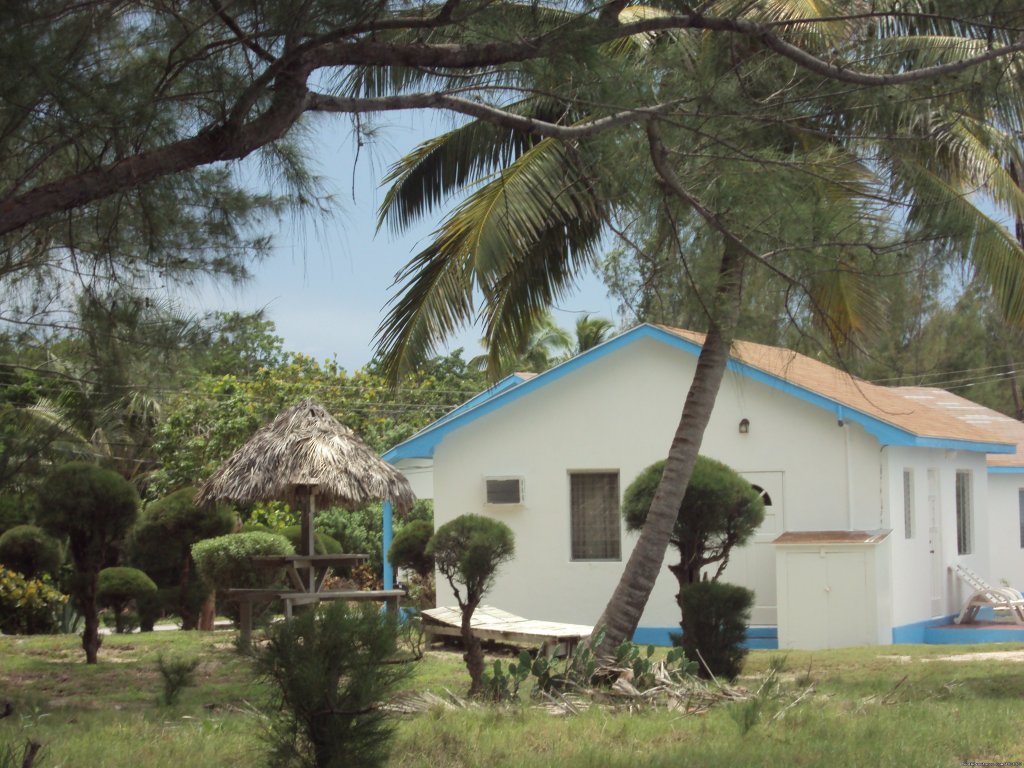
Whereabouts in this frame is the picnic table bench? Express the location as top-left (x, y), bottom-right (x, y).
top-left (227, 553), bottom-right (403, 644)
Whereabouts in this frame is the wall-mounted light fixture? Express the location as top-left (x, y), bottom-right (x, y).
top-left (738, 418), bottom-right (750, 435)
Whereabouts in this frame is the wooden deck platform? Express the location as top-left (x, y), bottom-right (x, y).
top-left (421, 605), bottom-right (592, 655)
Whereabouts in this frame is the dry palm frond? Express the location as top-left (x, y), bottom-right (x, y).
top-left (195, 399), bottom-right (415, 513)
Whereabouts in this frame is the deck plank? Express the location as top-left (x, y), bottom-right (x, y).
top-left (421, 605), bottom-right (592, 646)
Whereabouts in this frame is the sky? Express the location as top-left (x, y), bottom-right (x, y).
top-left (190, 113), bottom-right (619, 372)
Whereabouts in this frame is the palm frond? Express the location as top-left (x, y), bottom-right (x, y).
top-left (892, 155), bottom-right (1024, 324)
top-left (377, 96), bottom-right (573, 234)
top-left (375, 137), bottom-right (607, 380)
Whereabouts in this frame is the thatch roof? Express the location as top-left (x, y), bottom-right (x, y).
top-left (195, 399), bottom-right (415, 514)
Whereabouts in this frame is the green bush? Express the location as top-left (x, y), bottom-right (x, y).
top-left (258, 602), bottom-right (412, 768)
top-left (0, 565), bottom-right (68, 635)
top-left (279, 525), bottom-right (341, 555)
top-left (191, 531), bottom-right (293, 591)
top-left (157, 655), bottom-right (200, 706)
top-left (0, 493), bottom-right (37, 535)
top-left (131, 488), bottom-right (236, 628)
top-left (388, 519), bottom-right (433, 579)
top-left (675, 580), bottom-right (753, 681)
top-left (315, 506), bottom-right (382, 568)
top-left (622, 457), bottom-right (764, 584)
top-left (98, 567), bottom-right (157, 634)
top-left (35, 462), bottom-right (139, 663)
top-left (0, 525), bottom-right (62, 578)
top-left (429, 514), bottom-right (514, 696)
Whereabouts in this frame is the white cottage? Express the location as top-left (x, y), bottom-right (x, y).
top-left (384, 324), bottom-right (1024, 649)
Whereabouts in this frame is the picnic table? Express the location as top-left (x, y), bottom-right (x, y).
top-left (228, 553), bottom-right (404, 645)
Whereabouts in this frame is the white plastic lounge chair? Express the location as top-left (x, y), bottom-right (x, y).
top-left (952, 565), bottom-right (1024, 625)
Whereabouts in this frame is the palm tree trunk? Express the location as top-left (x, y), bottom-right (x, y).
top-left (594, 240), bottom-right (744, 656)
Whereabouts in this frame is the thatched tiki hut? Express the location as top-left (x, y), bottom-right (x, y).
top-left (195, 399), bottom-right (415, 588)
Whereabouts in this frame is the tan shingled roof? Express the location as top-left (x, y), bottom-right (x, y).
top-left (897, 387), bottom-right (1024, 468)
top-left (774, 530), bottom-right (892, 545)
top-left (658, 326), bottom-right (1017, 461)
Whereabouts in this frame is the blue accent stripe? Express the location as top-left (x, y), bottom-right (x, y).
top-left (383, 324), bottom-right (1015, 462)
top-left (631, 625), bottom-right (778, 649)
top-left (988, 466), bottom-right (1024, 474)
top-left (923, 624), bottom-right (1024, 644)
top-left (384, 327), bottom-right (663, 461)
top-left (892, 615), bottom-right (955, 644)
top-left (432, 374), bottom-right (529, 427)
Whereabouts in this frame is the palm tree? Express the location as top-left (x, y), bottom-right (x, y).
top-left (468, 313), bottom-right (573, 377)
top-left (373, 3), bottom-right (1024, 653)
top-left (574, 315), bottom-right (615, 355)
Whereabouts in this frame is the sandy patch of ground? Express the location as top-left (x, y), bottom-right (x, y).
top-left (924, 650), bottom-right (1024, 662)
top-left (878, 650), bottom-right (1024, 662)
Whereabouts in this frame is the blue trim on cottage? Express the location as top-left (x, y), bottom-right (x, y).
top-left (383, 324), bottom-right (1014, 463)
top-left (631, 625), bottom-right (779, 650)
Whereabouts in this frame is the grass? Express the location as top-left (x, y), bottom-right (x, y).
top-left (2, 631), bottom-right (1024, 767)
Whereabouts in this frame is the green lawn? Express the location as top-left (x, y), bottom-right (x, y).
top-left (2, 631), bottom-right (1023, 767)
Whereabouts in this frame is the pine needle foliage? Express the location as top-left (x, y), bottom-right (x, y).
top-left (257, 603), bottom-right (412, 768)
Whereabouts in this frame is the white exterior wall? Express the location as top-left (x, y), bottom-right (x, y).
top-left (986, 474), bottom-right (1024, 592)
top-left (776, 536), bottom-right (893, 649)
top-left (431, 336), bottom-right (886, 631)
top-left (394, 458), bottom-right (434, 502)
top-left (882, 448), bottom-right (992, 628)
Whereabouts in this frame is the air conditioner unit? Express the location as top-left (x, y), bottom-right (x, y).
top-left (485, 477), bottom-right (524, 505)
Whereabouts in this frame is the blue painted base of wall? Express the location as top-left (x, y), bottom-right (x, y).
top-left (891, 615), bottom-right (955, 644)
top-left (893, 613), bottom-right (1024, 645)
top-left (631, 626), bottom-right (778, 650)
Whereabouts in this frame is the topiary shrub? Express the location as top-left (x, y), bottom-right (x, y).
top-left (623, 456), bottom-right (763, 646)
top-left (388, 520), bottom-right (433, 580)
top-left (0, 525), bottom-right (62, 579)
top-left (191, 531), bottom-right (294, 592)
top-left (131, 488), bottom-right (236, 630)
top-left (388, 519), bottom-right (435, 607)
top-left (259, 602), bottom-right (411, 768)
top-left (428, 514), bottom-right (514, 696)
top-left (36, 462), bottom-right (139, 663)
top-left (675, 580), bottom-right (753, 681)
top-left (98, 567), bottom-right (158, 634)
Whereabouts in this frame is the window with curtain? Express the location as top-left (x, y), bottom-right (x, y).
top-left (1018, 489), bottom-right (1024, 549)
top-left (903, 469), bottom-right (914, 539)
top-left (570, 472), bottom-right (620, 561)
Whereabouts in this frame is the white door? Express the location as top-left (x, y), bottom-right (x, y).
top-left (727, 472), bottom-right (784, 625)
top-left (780, 549), bottom-right (873, 649)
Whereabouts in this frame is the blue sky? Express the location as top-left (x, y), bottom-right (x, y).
top-left (191, 114), bottom-right (619, 372)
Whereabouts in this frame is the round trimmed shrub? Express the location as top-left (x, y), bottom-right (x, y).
top-left (428, 514), bottom-right (514, 695)
top-left (622, 457), bottom-right (764, 583)
top-left (388, 519), bottom-right (434, 579)
top-left (131, 488), bottom-right (236, 629)
top-left (675, 580), bottom-right (753, 681)
top-left (36, 461), bottom-right (139, 663)
top-left (0, 525), bottom-right (62, 578)
top-left (98, 567), bottom-right (158, 634)
top-left (191, 531), bottom-right (294, 591)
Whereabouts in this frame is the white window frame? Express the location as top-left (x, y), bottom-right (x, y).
top-left (955, 470), bottom-right (973, 555)
top-left (903, 469), bottom-right (914, 539)
top-left (1018, 489), bottom-right (1024, 550)
top-left (485, 476), bottom-right (524, 506)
